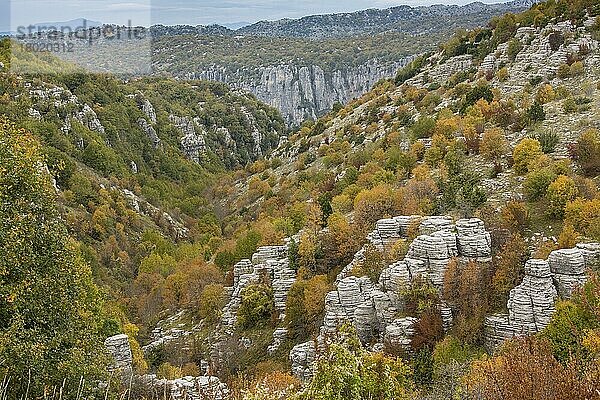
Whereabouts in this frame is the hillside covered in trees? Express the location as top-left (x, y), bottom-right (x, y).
top-left (1, 0), bottom-right (600, 399)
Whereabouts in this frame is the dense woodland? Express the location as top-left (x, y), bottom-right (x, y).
top-left (1, 0), bottom-right (600, 399)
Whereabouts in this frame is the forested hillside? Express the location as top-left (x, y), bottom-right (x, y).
top-left (1, 0), bottom-right (600, 399)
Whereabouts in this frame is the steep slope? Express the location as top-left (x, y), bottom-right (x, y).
top-left (151, 1), bottom-right (539, 126)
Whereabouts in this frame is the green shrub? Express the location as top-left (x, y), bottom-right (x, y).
top-left (532, 130), bottom-right (559, 153)
top-left (513, 138), bottom-right (543, 174)
top-left (237, 284), bottom-right (275, 330)
top-left (524, 168), bottom-right (557, 201)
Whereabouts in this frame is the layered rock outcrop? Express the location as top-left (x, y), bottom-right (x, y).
top-left (485, 244), bottom-right (599, 350)
top-left (105, 334), bottom-right (133, 374)
top-left (105, 333), bottom-right (229, 399)
top-left (291, 216), bottom-right (492, 380)
top-left (217, 243), bottom-right (296, 339)
top-left (188, 60), bottom-right (412, 126)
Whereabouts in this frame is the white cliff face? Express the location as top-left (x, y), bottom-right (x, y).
top-left (190, 59), bottom-right (412, 126)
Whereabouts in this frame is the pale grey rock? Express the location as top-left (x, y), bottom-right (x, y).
top-left (252, 245), bottom-right (288, 265)
top-left (455, 218), bottom-right (492, 258)
top-left (105, 334), bottom-right (133, 373)
top-left (138, 118), bottom-right (161, 148)
top-left (419, 216), bottom-right (453, 235)
top-left (485, 259), bottom-right (558, 350)
top-left (384, 318), bottom-right (417, 351)
top-left (74, 104), bottom-right (105, 134)
top-left (187, 59), bottom-right (412, 126)
top-left (169, 115), bottom-right (207, 163)
top-left (130, 161), bottom-right (138, 174)
top-left (267, 328), bottom-right (288, 355)
top-left (141, 99), bottom-right (157, 123)
top-left (121, 189), bottom-right (189, 239)
top-left (290, 341), bottom-right (316, 381)
top-left (577, 243), bottom-right (600, 270)
top-left (407, 230), bottom-right (458, 286)
top-left (142, 310), bottom-right (193, 352)
top-left (146, 375), bottom-right (229, 400)
top-left (548, 248), bottom-right (587, 298)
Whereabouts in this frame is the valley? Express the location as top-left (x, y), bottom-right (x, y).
top-left (1, 0), bottom-right (600, 399)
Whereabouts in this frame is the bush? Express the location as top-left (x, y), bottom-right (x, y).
top-left (548, 31), bottom-right (565, 51)
top-left (570, 61), bottom-right (585, 76)
top-left (532, 130), bottom-right (559, 154)
top-left (563, 97), bottom-right (578, 113)
top-left (157, 362), bottom-right (183, 380)
top-left (301, 328), bottom-right (413, 400)
top-left (506, 38), bottom-right (523, 61)
top-left (463, 337), bottom-right (596, 400)
top-left (199, 284), bottom-right (226, 324)
top-left (557, 63), bottom-right (572, 79)
top-left (237, 284), bottom-right (275, 330)
top-left (496, 67), bottom-right (509, 82)
top-left (492, 234), bottom-right (529, 309)
top-left (480, 128), bottom-right (508, 169)
top-left (546, 175), bottom-right (578, 218)
top-left (500, 201), bottom-right (530, 233)
top-left (410, 116), bottom-right (436, 139)
top-left (524, 168), bottom-right (557, 201)
top-left (513, 138), bottom-right (544, 174)
top-left (527, 102), bottom-right (546, 124)
top-left (565, 198), bottom-right (600, 241)
top-left (285, 275), bottom-right (329, 340)
top-left (572, 129), bottom-right (600, 176)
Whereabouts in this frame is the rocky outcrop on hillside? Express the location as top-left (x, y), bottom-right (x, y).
top-left (105, 334), bottom-right (229, 399)
top-left (218, 244), bottom-right (295, 335)
top-left (189, 59), bottom-right (411, 126)
top-left (105, 334), bottom-right (133, 375)
top-left (485, 244), bottom-right (600, 350)
top-left (291, 215), bottom-right (492, 380)
top-left (169, 115), bottom-right (208, 164)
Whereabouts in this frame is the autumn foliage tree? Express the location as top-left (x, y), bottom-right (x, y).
top-left (443, 259), bottom-right (492, 344)
top-left (0, 119), bottom-right (108, 396)
top-left (464, 337), bottom-right (598, 400)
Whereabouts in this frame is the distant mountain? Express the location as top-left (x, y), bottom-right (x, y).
top-left (26, 18), bottom-right (101, 33)
top-left (149, 24), bottom-right (232, 38)
top-left (236, 0), bottom-right (543, 38)
top-left (221, 21), bottom-right (252, 30)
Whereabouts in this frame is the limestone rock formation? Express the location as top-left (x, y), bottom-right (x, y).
top-left (485, 243), bottom-right (599, 350)
top-left (187, 60), bottom-right (412, 126)
top-left (138, 118), bottom-right (161, 148)
top-left (217, 244), bottom-right (296, 341)
top-left (290, 341), bottom-right (316, 381)
top-left (291, 216), bottom-right (493, 380)
top-left (169, 115), bottom-right (207, 163)
top-left (548, 248), bottom-right (587, 298)
top-left (105, 334), bottom-right (133, 374)
top-left (143, 375), bottom-right (229, 400)
top-left (384, 318), bottom-right (417, 350)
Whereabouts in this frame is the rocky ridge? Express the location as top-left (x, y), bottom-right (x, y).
top-left (104, 334), bottom-right (229, 399)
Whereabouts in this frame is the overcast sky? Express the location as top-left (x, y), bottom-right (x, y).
top-left (3, 0), bottom-right (507, 31)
